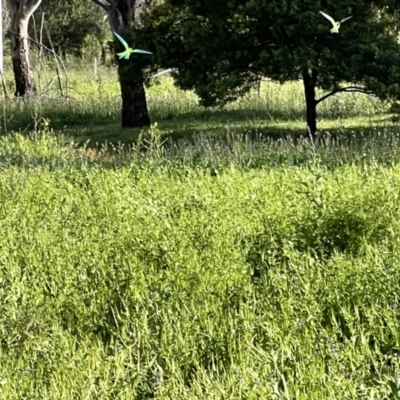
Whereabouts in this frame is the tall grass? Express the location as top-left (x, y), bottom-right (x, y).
top-left (0, 129), bottom-right (400, 398)
top-left (0, 62), bottom-right (400, 398)
top-left (0, 64), bottom-right (391, 138)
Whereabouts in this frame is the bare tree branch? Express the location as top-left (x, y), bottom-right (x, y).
top-left (90, 0), bottom-right (123, 32)
top-left (91, 0), bottom-right (110, 12)
top-left (316, 86), bottom-right (375, 104)
top-left (25, 0), bottom-right (42, 17)
top-left (6, 0), bottom-right (42, 22)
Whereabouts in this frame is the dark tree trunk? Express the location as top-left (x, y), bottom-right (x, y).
top-left (91, 0), bottom-right (153, 128)
top-left (118, 62), bottom-right (150, 128)
top-left (11, 18), bottom-right (36, 97)
top-left (302, 69), bottom-right (318, 138)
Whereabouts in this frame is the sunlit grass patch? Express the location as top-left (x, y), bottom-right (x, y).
top-left (0, 132), bottom-right (400, 397)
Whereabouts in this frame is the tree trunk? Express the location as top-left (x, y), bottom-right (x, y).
top-left (302, 69), bottom-right (318, 138)
top-left (90, 0), bottom-right (153, 128)
top-left (118, 62), bottom-right (150, 128)
top-left (10, 17), bottom-right (36, 97)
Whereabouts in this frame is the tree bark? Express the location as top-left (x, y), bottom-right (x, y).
top-left (302, 69), bottom-right (318, 138)
top-left (91, 0), bottom-right (153, 128)
top-left (118, 62), bottom-right (150, 128)
top-left (10, 16), bottom-right (36, 96)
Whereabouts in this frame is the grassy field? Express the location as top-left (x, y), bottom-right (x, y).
top-left (0, 64), bottom-right (400, 398)
top-left (0, 63), bottom-right (397, 146)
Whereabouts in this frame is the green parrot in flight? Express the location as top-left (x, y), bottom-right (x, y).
top-left (319, 11), bottom-right (352, 33)
top-left (113, 31), bottom-right (152, 59)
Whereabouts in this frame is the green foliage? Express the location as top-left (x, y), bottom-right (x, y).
top-left (1, 131), bottom-right (400, 397)
top-left (140, 0), bottom-right (400, 131)
top-left (30, 0), bottom-right (106, 58)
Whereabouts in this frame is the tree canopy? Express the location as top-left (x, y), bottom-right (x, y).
top-left (139, 0), bottom-right (400, 135)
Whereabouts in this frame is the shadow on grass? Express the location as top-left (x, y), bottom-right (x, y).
top-left (61, 113), bottom-right (399, 150)
top-left (152, 106), bottom-right (306, 123)
top-left (1, 98), bottom-right (398, 150)
top-left (0, 118), bottom-right (399, 172)
top-left (61, 121), bottom-right (304, 149)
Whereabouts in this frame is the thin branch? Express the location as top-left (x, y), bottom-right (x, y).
top-left (316, 86), bottom-right (375, 104)
top-left (91, 0), bottom-right (123, 32)
top-left (91, 0), bottom-right (110, 12)
top-left (37, 75), bottom-right (57, 98)
top-left (151, 68), bottom-right (178, 79)
top-left (28, 34), bottom-right (69, 97)
top-left (23, 0), bottom-right (42, 18)
top-left (30, 12), bottom-right (50, 93)
top-left (42, 12), bottom-right (65, 97)
top-left (95, 14), bottom-right (108, 30)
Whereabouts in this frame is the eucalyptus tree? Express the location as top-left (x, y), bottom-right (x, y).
top-left (6, 0), bottom-right (42, 96)
top-left (91, 0), bottom-right (157, 128)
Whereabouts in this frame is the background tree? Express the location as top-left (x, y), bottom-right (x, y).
top-left (30, 0), bottom-right (105, 59)
top-left (93, 12), bottom-right (111, 64)
top-left (141, 0), bottom-right (400, 136)
top-left (91, 0), bottom-right (157, 128)
top-left (6, 0), bottom-right (42, 96)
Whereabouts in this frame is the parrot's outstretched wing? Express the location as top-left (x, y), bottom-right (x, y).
top-left (319, 11), bottom-right (336, 26)
top-left (113, 32), bottom-right (151, 59)
top-left (113, 31), bottom-right (130, 50)
top-left (131, 49), bottom-right (153, 55)
top-left (340, 16), bottom-right (352, 24)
